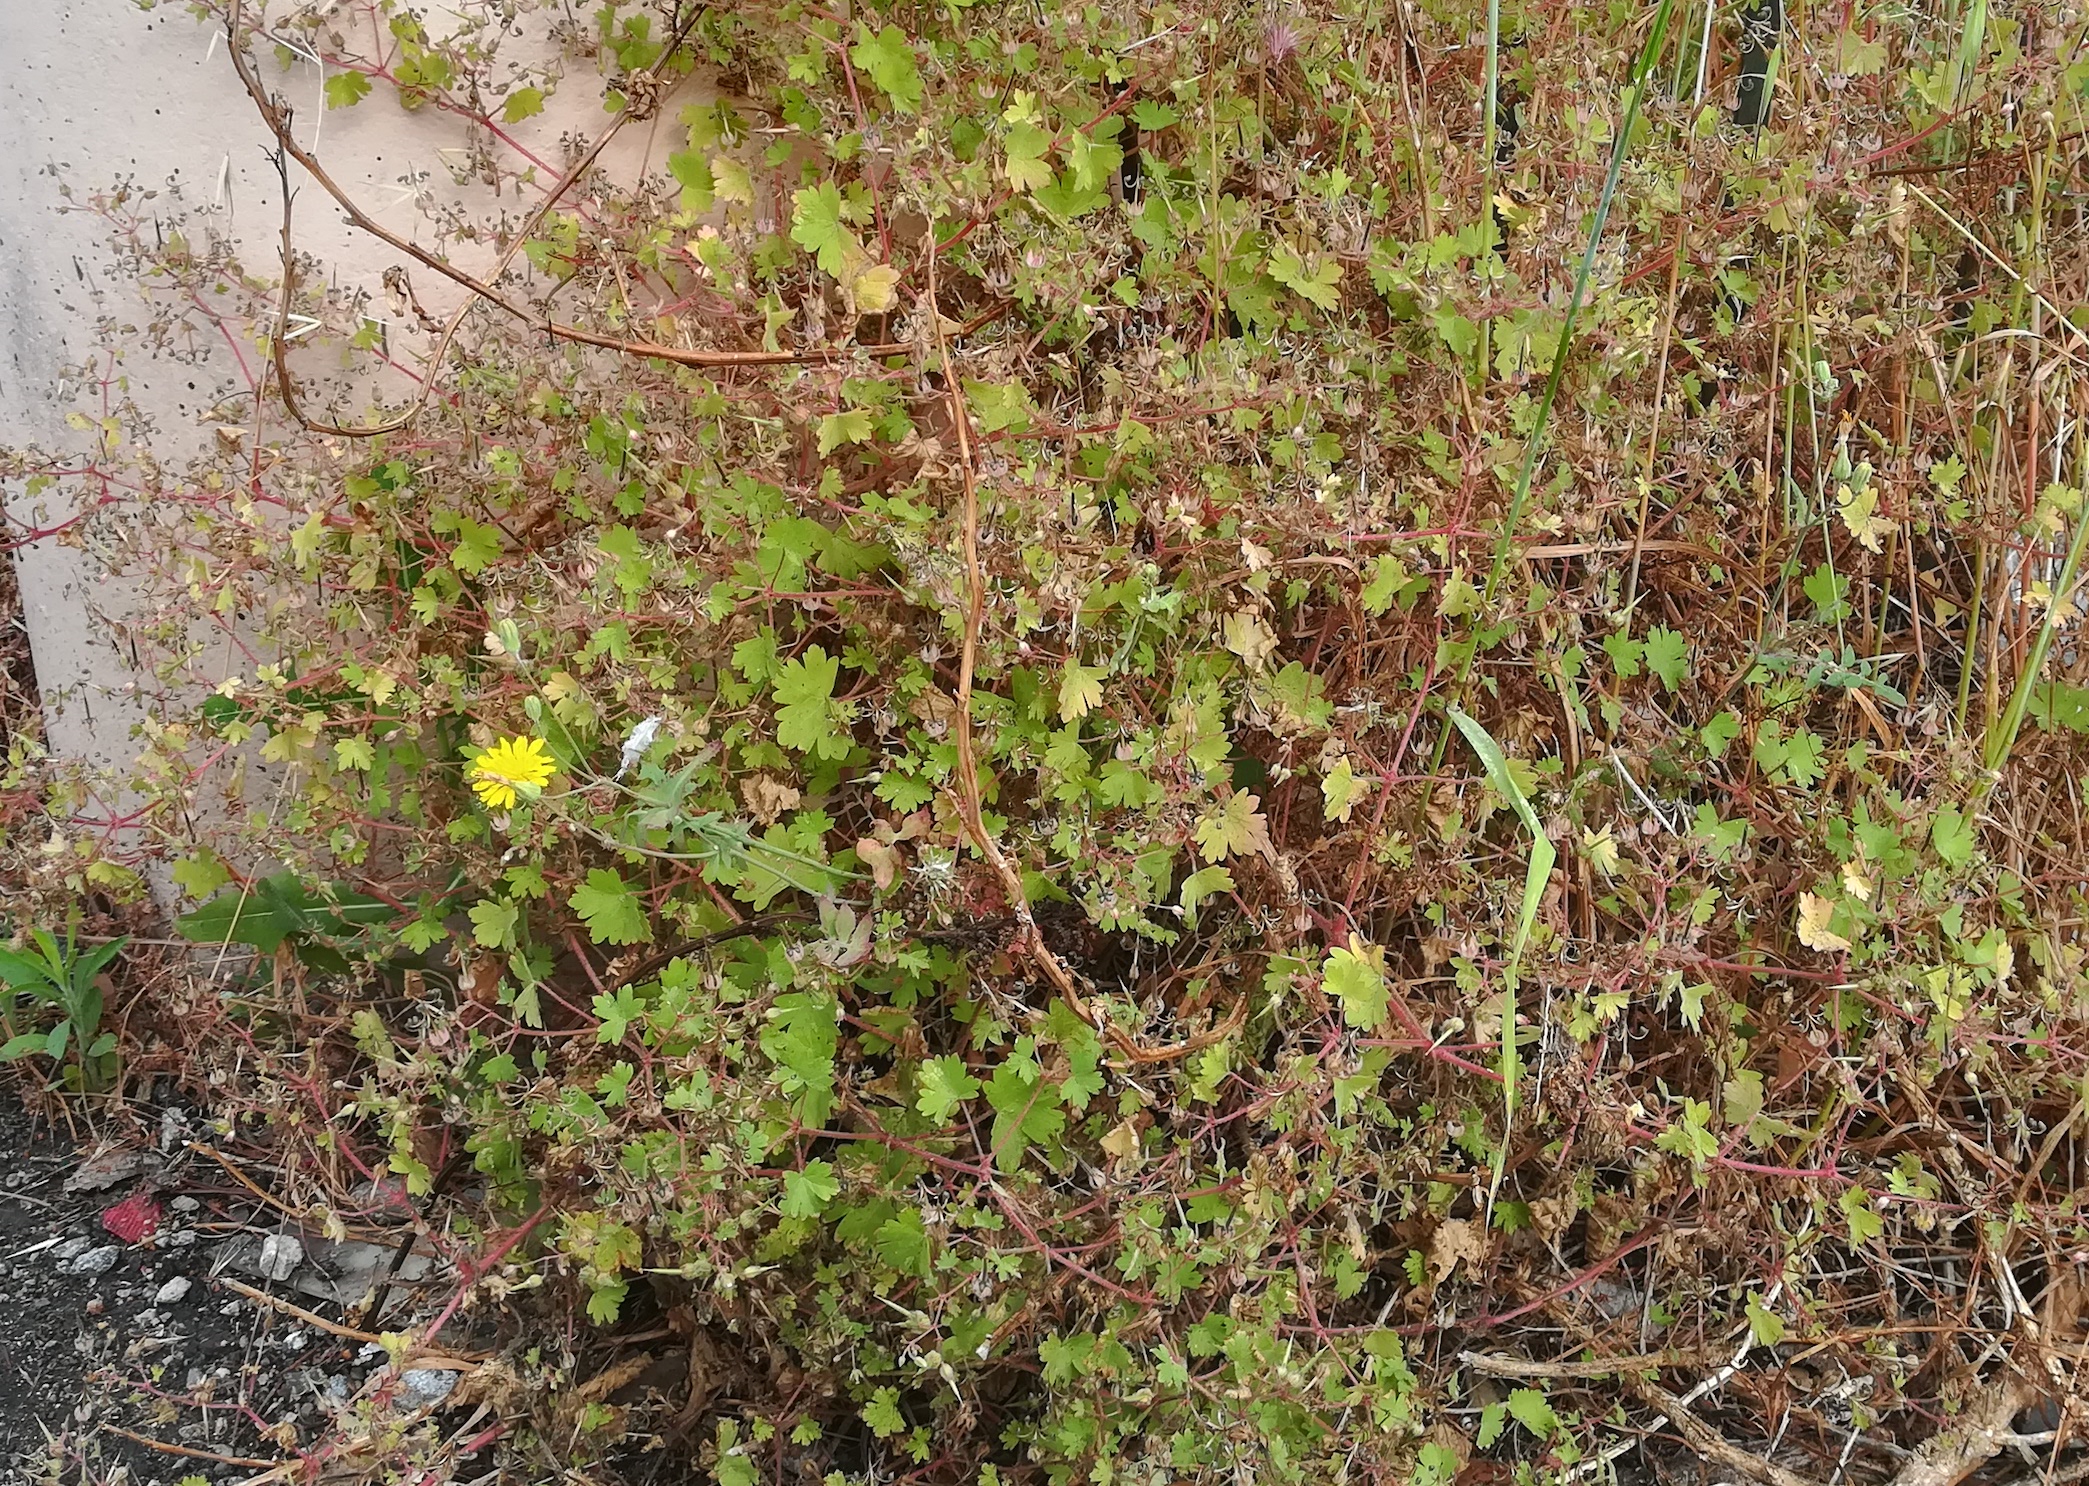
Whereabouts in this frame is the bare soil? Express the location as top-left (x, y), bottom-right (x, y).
top-left (0, 1096), bottom-right (398, 1484)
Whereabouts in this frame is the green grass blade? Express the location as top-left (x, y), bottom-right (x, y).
top-left (1425, 0), bottom-right (1681, 820)
top-left (1448, 707), bottom-right (1556, 976)
top-left (1986, 478), bottom-right (2089, 778)
top-left (1449, 704), bottom-right (1558, 1215)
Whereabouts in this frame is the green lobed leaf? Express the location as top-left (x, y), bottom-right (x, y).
top-left (570, 869), bottom-right (652, 946)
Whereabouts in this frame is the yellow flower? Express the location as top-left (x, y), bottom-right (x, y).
top-left (469, 734), bottom-right (555, 810)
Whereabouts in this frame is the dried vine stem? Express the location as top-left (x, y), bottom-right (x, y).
top-left (262, 11), bottom-right (666, 438)
top-left (925, 247), bottom-right (1080, 1012)
top-left (224, 0), bottom-right (914, 400)
top-left (924, 248), bottom-right (1245, 1067)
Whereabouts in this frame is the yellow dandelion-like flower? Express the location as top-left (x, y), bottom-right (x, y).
top-left (470, 734), bottom-right (555, 810)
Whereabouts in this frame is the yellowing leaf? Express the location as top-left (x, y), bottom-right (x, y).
top-left (850, 262), bottom-right (901, 314)
top-left (1099, 1118), bottom-right (1142, 1163)
top-left (354, 667), bottom-right (398, 706)
top-left (1222, 608), bottom-right (1278, 670)
top-left (1058, 662), bottom-right (1106, 723)
top-left (1581, 824), bottom-right (1620, 876)
top-left (1796, 891), bottom-right (1852, 953)
top-left (1178, 864), bottom-right (1235, 919)
top-left (1193, 791), bottom-right (1273, 863)
top-left (1840, 858), bottom-right (1874, 902)
top-left (713, 154), bottom-right (754, 205)
top-left (1836, 480), bottom-right (1894, 552)
top-left (1321, 757), bottom-right (1370, 822)
top-left (1324, 936), bottom-right (1390, 1030)
top-left (260, 720), bottom-right (319, 764)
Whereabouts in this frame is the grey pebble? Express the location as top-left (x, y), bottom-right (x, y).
top-left (398, 1368), bottom-right (458, 1408)
top-left (51, 1237), bottom-right (91, 1263)
top-left (257, 1232), bottom-right (304, 1281)
top-left (69, 1245), bottom-right (122, 1276)
top-left (154, 1275), bottom-right (192, 1305)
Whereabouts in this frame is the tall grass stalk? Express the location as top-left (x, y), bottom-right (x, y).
top-left (1449, 707), bottom-right (1556, 1229)
top-left (1480, 0), bottom-right (1677, 603)
top-left (1419, 0), bottom-right (1680, 808)
top-left (1984, 424), bottom-right (2089, 779)
top-left (1478, 0), bottom-right (1502, 379)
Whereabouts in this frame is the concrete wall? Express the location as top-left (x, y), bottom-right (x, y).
top-left (1, 0), bottom-right (698, 867)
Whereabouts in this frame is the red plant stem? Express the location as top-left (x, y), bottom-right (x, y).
top-left (417, 1201), bottom-right (556, 1347)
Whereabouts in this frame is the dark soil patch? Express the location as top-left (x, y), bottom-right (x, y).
top-left (0, 1096), bottom-right (451, 1484)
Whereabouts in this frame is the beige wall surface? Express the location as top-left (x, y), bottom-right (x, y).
top-left (2, 1), bottom-right (688, 875)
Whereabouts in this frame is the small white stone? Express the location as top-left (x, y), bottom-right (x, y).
top-left (154, 1275), bottom-right (192, 1305)
top-left (257, 1232), bottom-right (304, 1280)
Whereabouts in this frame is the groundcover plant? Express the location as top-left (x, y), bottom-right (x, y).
top-left (5, 0), bottom-right (2089, 1481)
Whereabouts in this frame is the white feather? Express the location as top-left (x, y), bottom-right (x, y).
top-left (616, 715), bottom-right (662, 779)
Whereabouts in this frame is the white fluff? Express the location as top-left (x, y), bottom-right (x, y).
top-left (616, 715), bottom-right (663, 779)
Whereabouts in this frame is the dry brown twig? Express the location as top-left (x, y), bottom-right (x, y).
top-left (98, 1423), bottom-right (280, 1471)
top-left (1881, 1272), bottom-right (2086, 1486)
top-left (1621, 1375), bottom-right (1827, 1486)
top-left (1537, 1294), bottom-right (1824, 1486)
top-left (262, 48), bottom-right (644, 439)
top-left (214, 1274), bottom-right (484, 1366)
top-left (1536, 1255), bottom-right (2088, 1486)
top-left (1459, 1346), bottom-right (1727, 1380)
